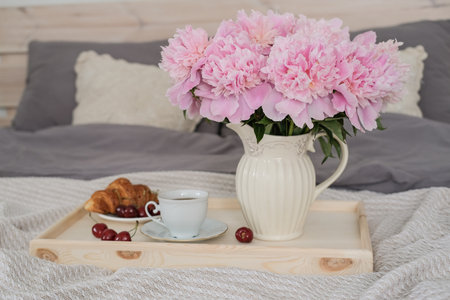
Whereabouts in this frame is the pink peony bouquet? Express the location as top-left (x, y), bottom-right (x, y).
top-left (160, 10), bottom-right (407, 161)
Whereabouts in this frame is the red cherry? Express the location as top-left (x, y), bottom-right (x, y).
top-left (138, 206), bottom-right (147, 218)
top-left (115, 205), bottom-right (127, 217)
top-left (123, 205), bottom-right (138, 218)
top-left (235, 227), bottom-right (253, 243)
top-left (114, 231), bottom-right (132, 241)
top-left (101, 229), bottom-right (117, 241)
top-left (92, 223), bottom-right (108, 238)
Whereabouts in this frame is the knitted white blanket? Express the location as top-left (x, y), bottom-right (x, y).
top-left (0, 171), bottom-right (449, 299)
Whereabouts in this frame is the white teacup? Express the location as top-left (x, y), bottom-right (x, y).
top-left (145, 189), bottom-right (208, 239)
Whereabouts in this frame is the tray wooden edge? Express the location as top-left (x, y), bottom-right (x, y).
top-left (29, 238), bottom-right (373, 274)
top-left (357, 201), bottom-right (373, 271)
top-left (29, 198), bottom-right (374, 275)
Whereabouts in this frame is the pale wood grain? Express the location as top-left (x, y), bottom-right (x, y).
top-left (265, 0), bottom-right (450, 30)
top-left (30, 239), bottom-right (372, 274)
top-left (357, 202), bottom-right (373, 253)
top-left (0, 108), bottom-right (16, 127)
top-left (0, 54), bottom-right (27, 109)
top-left (30, 198), bottom-right (373, 274)
top-left (37, 204), bottom-right (88, 239)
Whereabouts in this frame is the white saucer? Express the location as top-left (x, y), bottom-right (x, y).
top-left (140, 218), bottom-right (228, 242)
top-left (97, 213), bottom-right (152, 223)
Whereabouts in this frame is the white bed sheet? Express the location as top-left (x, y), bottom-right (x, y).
top-left (0, 171), bottom-right (449, 299)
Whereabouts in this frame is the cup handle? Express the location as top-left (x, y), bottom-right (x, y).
top-left (313, 132), bottom-right (349, 199)
top-left (144, 201), bottom-right (167, 228)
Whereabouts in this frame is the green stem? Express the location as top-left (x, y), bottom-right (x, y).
top-left (312, 117), bottom-right (345, 122)
top-left (129, 221), bottom-right (139, 237)
top-left (88, 212), bottom-right (99, 224)
top-left (288, 119), bottom-right (294, 136)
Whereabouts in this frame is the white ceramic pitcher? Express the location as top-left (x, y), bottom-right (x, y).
top-left (227, 123), bottom-right (349, 241)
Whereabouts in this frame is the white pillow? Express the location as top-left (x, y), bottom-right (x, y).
top-left (73, 51), bottom-right (200, 132)
top-left (383, 45), bottom-right (428, 118)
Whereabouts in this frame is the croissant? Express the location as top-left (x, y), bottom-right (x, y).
top-left (84, 178), bottom-right (158, 214)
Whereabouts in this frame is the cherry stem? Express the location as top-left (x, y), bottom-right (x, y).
top-left (129, 221), bottom-right (139, 238)
top-left (88, 212), bottom-right (99, 224)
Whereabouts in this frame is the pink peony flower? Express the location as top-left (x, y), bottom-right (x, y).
top-left (195, 82), bottom-right (271, 123)
top-left (202, 34), bottom-right (266, 97)
top-left (267, 10), bottom-right (298, 37)
top-left (261, 33), bottom-right (345, 127)
top-left (236, 10), bottom-right (296, 54)
top-left (294, 15), bottom-right (350, 44)
top-left (166, 73), bottom-right (201, 118)
top-left (214, 19), bottom-right (241, 39)
top-left (159, 25), bottom-right (209, 82)
top-left (332, 31), bottom-right (408, 130)
top-left (261, 86), bottom-right (338, 128)
top-left (159, 11), bottom-right (406, 131)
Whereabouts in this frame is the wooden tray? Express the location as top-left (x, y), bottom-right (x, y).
top-left (29, 198), bottom-right (373, 275)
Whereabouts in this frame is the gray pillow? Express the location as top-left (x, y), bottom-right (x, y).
top-left (194, 119), bottom-right (223, 134)
top-left (352, 20), bottom-right (450, 124)
top-left (13, 40), bottom-right (167, 131)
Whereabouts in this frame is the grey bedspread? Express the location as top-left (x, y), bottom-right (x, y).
top-left (1, 113), bottom-right (449, 193)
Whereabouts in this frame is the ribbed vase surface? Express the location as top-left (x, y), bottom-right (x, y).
top-left (228, 123), bottom-right (348, 241)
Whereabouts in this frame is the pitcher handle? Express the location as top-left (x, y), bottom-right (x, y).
top-left (313, 133), bottom-right (349, 199)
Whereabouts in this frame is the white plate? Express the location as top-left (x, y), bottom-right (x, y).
top-left (140, 218), bottom-right (228, 242)
top-left (97, 213), bottom-right (153, 223)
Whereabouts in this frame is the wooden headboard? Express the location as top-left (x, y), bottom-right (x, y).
top-left (0, 0), bottom-right (448, 127)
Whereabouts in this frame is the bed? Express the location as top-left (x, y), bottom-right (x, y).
top-left (0, 5), bottom-right (449, 299)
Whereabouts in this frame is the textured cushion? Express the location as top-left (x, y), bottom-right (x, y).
top-left (353, 20), bottom-right (450, 123)
top-left (13, 40), bottom-right (167, 131)
top-left (73, 51), bottom-right (199, 132)
top-left (382, 45), bottom-right (428, 118)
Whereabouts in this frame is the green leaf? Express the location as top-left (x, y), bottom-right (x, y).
top-left (319, 120), bottom-right (345, 141)
top-left (318, 136), bottom-right (332, 164)
top-left (264, 123), bottom-right (273, 134)
top-left (339, 119), bottom-right (348, 140)
top-left (277, 119), bottom-right (288, 136)
top-left (288, 119), bottom-right (294, 136)
top-left (242, 119), bottom-right (251, 125)
top-left (256, 116), bottom-right (273, 126)
top-left (322, 127), bottom-right (334, 143)
top-left (183, 110), bottom-right (187, 120)
top-left (342, 126), bottom-right (351, 139)
top-left (376, 117), bottom-right (386, 130)
top-left (271, 123), bottom-right (281, 135)
top-left (311, 125), bottom-right (320, 137)
top-left (292, 126), bottom-right (306, 135)
top-left (253, 124), bottom-right (265, 143)
top-left (331, 137), bottom-right (342, 158)
top-left (352, 125), bottom-right (358, 136)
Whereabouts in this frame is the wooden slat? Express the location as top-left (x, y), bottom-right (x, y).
top-left (127, 0), bottom-right (266, 24)
top-left (0, 0), bottom-right (268, 53)
top-left (0, 107), bottom-right (16, 127)
top-left (357, 202), bottom-right (373, 253)
top-left (2, 0), bottom-right (449, 53)
top-left (265, 0), bottom-right (450, 30)
top-left (0, 53), bottom-right (27, 109)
